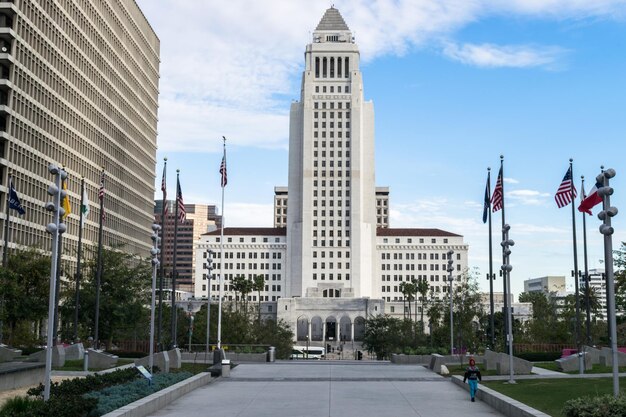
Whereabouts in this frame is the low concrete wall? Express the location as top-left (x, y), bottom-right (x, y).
top-left (390, 354), bottom-right (431, 364)
top-left (135, 352), bottom-right (170, 373)
top-left (166, 349), bottom-right (181, 369)
top-left (451, 376), bottom-right (550, 417)
top-left (0, 346), bottom-right (22, 363)
top-left (0, 363), bottom-right (45, 391)
top-left (555, 353), bottom-right (592, 372)
top-left (28, 346), bottom-right (66, 367)
top-left (101, 372), bottom-right (214, 417)
top-left (599, 347), bottom-right (626, 366)
top-left (429, 354), bottom-right (444, 373)
top-left (88, 349), bottom-right (118, 369)
top-left (226, 352), bottom-right (271, 363)
top-left (65, 343), bottom-right (85, 361)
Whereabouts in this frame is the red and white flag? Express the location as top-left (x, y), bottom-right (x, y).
top-left (578, 180), bottom-right (603, 215)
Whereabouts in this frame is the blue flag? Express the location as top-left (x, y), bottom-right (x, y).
top-left (482, 173), bottom-right (490, 224)
top-left (9, 178), bottom-right (25, 215)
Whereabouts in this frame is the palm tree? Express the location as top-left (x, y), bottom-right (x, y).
top-left (253, 275), bottom-right (265, 323)
top-left (416, 278), bottom-right (430, 332)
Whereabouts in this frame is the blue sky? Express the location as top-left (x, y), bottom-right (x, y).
top-left (136, 0), bottom-right (626, 299)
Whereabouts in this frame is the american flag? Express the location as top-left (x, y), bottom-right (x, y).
top-left (490, 166), bottom-right (503, 212)
top-left (98, 170), bottom-right (106, 221)
top-left (176, 177), bottom-right (186, 223)
top-left (161, 163), bottom-right (168, 216)
top-left (220, 152), bottom-right (227, 188)
top-left (555, 166), bottom-right (577, 208)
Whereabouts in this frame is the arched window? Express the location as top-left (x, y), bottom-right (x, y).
top-left (330, 57), bottom-right (335, 78)
top-left (315, 57), bottom-right (320, 78)
top-left (337, 58), bottom-right (342, 80)
top-left (322, 57), bottom-right (327, 78)
top-left (344, 57), bottom-right (349, 78)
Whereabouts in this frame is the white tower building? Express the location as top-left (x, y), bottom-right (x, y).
top-left (287, 8), bottom-right (376, 300)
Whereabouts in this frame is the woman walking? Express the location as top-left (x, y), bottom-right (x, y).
top-left (463, 357), bottom-right (482, 402)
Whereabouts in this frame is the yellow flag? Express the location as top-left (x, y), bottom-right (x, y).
top-left (62, 178), bottom-right (71, 220)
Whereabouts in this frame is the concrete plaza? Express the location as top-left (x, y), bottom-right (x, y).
top-left (149, 361), bottom-right (504, 417)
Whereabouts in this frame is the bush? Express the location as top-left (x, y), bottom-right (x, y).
top-left (562, 395), bottom-right (626, 417)
top-left (0, 394), bottom-right (98, 417)
top-left (516, 351), bottom-right (561, 362)
top-left (27, 368), bottom-right (140, 398)
top-left (86, 372), bottom-right (192, 416)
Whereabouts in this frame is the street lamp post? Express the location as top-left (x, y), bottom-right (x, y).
top-left (187, 302), bottom-right (194, 353)
top-left (501, 224), bottom-right (515, 384)
top-left (447, 250), bottom-right (454, 355)
top-left (597, 167), bottom-right (619, 396)
top-left (149, 224), bottom-right (161, 373)
top-left (204, 249), bottom-right (213, 361)
top-left (43, 164), bottom-right (67, 401)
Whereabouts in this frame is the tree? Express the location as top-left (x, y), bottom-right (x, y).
top-left (0, 248), bottom-right (51, 346)
top-left (61, 248), bottom-right (151, 348)
top-left (614, 242), bottom-right (626, 311)
top-left (253, 275), bottom-right (265, 323)
top-left (519, 291), bottom-right (569, 344)
top-left (416, 278), bottom-right (430, 332)
top-left (361, 315), bottom-right (413, 359)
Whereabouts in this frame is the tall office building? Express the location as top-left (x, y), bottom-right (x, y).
top-left (155, 201), bottom-right (222, 293)
top-left (195, 8), bottom-right (469, 343)
top-left (0, 1), bottom-right (159, 262)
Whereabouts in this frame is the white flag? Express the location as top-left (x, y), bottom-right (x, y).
top-left (80, 187), bottom-right (90, 228)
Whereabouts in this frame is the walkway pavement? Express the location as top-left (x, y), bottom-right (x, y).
top-left (148, 361), bottom-right (505, 417)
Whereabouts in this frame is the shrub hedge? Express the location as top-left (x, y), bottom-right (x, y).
top-left (562, 395), bottom-right (626, 417)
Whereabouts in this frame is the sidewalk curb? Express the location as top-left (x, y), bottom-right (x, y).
top-left (451, 376), bottom-right (551, 417)
top-left (102, 372), bottom-right (215, 417)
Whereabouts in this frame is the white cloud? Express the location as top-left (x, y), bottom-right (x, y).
top-left (137, 0), bottom-right (624, 154)
top-left (507, 189), bottom-right (551, 205)
top-left (503, 178), bottom-right (520, 184)
top-left (442, 42), bottom-right (568, 69)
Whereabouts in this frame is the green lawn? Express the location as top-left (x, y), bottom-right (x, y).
top-left (532, 361), bottom-right (626, 374)
top-left (483, 377), bottom-right (626, 417)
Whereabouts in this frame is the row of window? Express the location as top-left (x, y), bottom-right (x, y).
top-left (312, 273), bottom-right (350, 281)
top-left (312, 262), bottom-right (350, 269)
top-left (381, 237), bottom-right (453, 245)
top-left (314, 85), bottom-right (349, 94)
top-left (381, 252), bottom-right (461, 260)
top-left (314, 56), bottom-right (349, 79)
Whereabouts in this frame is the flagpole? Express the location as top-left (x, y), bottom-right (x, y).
top-left (568, 159), bottom-right (582, 374)
top-left (487, 167), bottom-right (495, 349)
top-left (499, 156), bottom-right (509, 354)
top-left (580, 175), bottom-right (591, 345)
top-left (0, 172), bottom-right (11, 345)
top-left (94, 169), bottom-right (105, 350)
top-left (2, 172), bottom-right (11, 268)
top-left (73, 177), bottom-right (85, 341)
top-left (171, 170), bottom-right (181, 348)
top-left (217, 137), bottom-right (226, 352)
top-left (157, 158), bottom-right (167, 351)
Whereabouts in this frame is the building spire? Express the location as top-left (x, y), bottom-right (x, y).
top-left (315, 7), bottom-right (350, 31)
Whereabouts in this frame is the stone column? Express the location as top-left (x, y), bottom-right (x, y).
top-left (322, 321), bottom-right (327, 343)
top-left (307, 321), bottom-right (311, 341)
top-left (350, 321), bottom-right (354, 341)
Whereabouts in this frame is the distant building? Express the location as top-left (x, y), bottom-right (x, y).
top-left (480, 292), bottom-right (532, 323)
top-left (155, 201), bottom-right (222, 293)
top-left (523, 276), bottom-right (566, 296)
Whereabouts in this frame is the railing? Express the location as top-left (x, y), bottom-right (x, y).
top-left (513, 343), bottom-right (575, 353)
